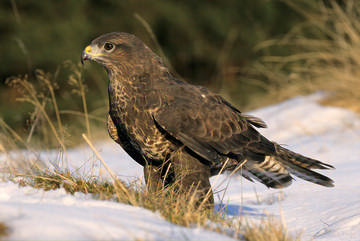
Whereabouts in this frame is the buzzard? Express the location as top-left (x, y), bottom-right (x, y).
top-left (81, 32), bottom-right (334, 203)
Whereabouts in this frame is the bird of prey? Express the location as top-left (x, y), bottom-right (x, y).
top-left (81, 32), bottom-right (334, 204)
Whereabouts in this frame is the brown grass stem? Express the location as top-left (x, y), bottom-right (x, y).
top-left (82, 133), bottom-right (133, 203)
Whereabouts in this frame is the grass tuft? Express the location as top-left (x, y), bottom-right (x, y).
top-left (18, 171), bottom-right (117, 199)
top-left (9, 161), bottom-right (296, 240)
top-left (13, 167), bottom-right (235, 234)
top-left (244, 218), bottom-right (300, 241)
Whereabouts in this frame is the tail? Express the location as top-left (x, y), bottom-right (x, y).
top-left (275, 145), bottom-right (334, 187)
top-left (241, 145), bottom-right (334, 188)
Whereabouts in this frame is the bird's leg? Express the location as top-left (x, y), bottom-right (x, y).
top-left (171, 148), bottom-right (214, 208)
top-left (144, 160), bottom-right (174, 193)
top-left (144, 164), bottom-right (163, 193)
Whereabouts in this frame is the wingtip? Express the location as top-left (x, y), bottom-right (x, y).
top-left (318, 175), bottom-right (335, 187)
top-left (323, 180), bottom-right (335, 187)
top-left (318, 162), bottom-right (335, 170)
top-left (325, 163), bottom-right (335, 169)
top-left (242, 114), bottom-right (268, 128)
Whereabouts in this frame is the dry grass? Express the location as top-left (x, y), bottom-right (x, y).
top-left (244, 218), bottom-right (300, 241)
top-left (252, 0), bottom-right (360, 113)
top-left (3, 63), bottom-right (106, 150)
top-left (14, 169), bottom-right (222, 228)
top-left (4, 132), bottom-right (228, 233)
top-left (10, 165), bottom-right (297, 240)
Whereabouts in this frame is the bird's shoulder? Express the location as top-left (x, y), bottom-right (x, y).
top-left (154, 77), bottom-right (266, 129)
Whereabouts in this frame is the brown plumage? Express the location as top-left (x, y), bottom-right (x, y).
top-left (81, 32), bottom-right (334, 203)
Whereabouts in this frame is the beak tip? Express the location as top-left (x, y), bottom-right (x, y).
top-left (81, 51), bottom-right (86, 65)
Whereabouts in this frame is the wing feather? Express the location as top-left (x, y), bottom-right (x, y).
top-left (153, 85), bottom-right (275, 164)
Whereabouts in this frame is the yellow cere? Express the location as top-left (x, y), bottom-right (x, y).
top-left (85, 45), bottom-right (92, 53)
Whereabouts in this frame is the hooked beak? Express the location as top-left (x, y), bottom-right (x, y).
top-left (81, 44), bottom-right (107, 65)
top-left (81, 45), bottom-right (92, 65)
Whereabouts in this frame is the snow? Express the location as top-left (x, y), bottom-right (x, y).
top-left (1, 93), bottom-right (360, 240)
top-left (0, 182), bottom-right (236, 241)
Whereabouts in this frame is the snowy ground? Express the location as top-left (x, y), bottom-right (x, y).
top-left (1, 93), bottom-right (359, 240)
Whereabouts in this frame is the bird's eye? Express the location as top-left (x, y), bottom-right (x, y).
top-left (104, 42), bottom-right (114, 51)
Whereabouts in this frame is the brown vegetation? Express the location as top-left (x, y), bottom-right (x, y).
top-left (252, 0), bottom-right (360, 113)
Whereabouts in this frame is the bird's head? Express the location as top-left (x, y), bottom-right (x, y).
top-left (81, 32), bottom-right (160, 74)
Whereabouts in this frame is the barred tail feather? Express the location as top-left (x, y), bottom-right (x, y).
top-left (244, 156), bottom-right (293, 188)
top-left (275, 145), bottom-right (334, 187)
top-left (247, 168), bottom-right (293, 188)
top-left (276, 145), bottom-right (334, 169)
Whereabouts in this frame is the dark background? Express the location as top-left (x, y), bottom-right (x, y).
top-left (0, 0), bottom-right (326, 135)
